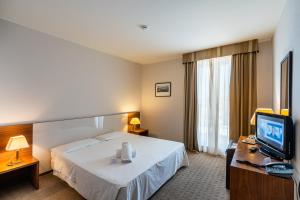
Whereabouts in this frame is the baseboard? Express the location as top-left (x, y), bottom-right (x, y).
top-left (39, 170), bottom-right (53, 176)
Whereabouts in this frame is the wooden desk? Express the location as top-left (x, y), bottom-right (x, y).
top-left (0, 155), bottom-right (39, 189)
top-left (230, 136), bottom-right (293, 200)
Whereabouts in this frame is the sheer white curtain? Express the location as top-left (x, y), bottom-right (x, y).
top-left (197, 56), bottom-right (231, 155)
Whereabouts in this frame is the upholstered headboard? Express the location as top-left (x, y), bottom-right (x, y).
top-left (33, 112), bottom-right (139, 173)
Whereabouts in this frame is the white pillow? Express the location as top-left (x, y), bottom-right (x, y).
top-left (51, 138), bottom-right (100, 154)
top-left (95, 131), bottom-right (126, 141)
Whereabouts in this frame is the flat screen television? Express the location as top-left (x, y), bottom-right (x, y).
top-left (255, 112), bottom-right (294, 160)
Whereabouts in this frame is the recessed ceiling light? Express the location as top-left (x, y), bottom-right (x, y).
top-left (138, 24), bottom-right (148, 31)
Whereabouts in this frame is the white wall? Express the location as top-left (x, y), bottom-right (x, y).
top-left (141, 59), bottom-right (184, 142)
top-left (257, 40), bottom-right (273, 108)
top-left (0, 19), bottom-right (141, 125)
top-left (141, 44), bottom-right (274, 142)
top-left (273, 0), bottom-right (300, 173)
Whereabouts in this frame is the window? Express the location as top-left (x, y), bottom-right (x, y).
top-left (197, 56), bottom-right (231, 155)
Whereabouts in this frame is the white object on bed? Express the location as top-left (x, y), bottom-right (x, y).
top-left (121, 142), bottom-right (133, 162)
top-left (116, 148), bottom-right (136, 159)
top-left (51, 132), bottom-right (189, 200)
top-left (116, 149), bottom-right (122, 158)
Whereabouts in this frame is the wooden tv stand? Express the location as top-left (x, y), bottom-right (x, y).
top-left (230, 136), bottom-right (294, 200)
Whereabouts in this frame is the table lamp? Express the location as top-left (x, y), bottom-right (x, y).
top-left (250, 108), bottom-right (274, 126)
top-left (6, 135), bottom-right (29, 166)
top-left (130, 117), bottom-right (141, 131)
top-left (280, 109), bottom-right (289, 116)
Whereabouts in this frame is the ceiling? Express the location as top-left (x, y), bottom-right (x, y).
top-left (0, 0), bottom-right (286, 64)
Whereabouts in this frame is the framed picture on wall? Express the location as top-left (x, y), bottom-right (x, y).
top-left (155, 82), bottom-right (171, 97)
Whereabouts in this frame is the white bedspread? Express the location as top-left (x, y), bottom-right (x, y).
top-left (51, 132), bottom-right (189, 200)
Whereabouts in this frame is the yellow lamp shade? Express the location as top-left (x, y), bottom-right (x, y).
top-left (281, 109), bottom-right (289, 116)
top-left (130, 117), bottom-right (141, 125)
top-left (6, 135), bottom-right (29, 151)
top-left (250, 108), bottom-right (274, 126)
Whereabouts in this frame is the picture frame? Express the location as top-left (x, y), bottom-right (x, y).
top-left (155, 82), bottom-right (171, 97)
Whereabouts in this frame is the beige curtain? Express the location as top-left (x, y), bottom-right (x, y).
top-left (229, 53), bottom-right (257, 142)
top-left (184, 61), bottom-right (199, 151)
top-left (183, 39), bottom-right (259, 63)
top-left (183, 39), bottom-right (258, 145)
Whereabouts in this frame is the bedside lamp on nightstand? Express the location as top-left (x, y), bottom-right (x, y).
top-left (130, 117), bottom-right (141, 131)
top-left (281, 109), bottom-right (289, 116)
top-left (6, 135), bottom-right (29, 166)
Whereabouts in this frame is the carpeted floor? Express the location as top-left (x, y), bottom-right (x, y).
top-left (0, 153), bottom-right (229, 200)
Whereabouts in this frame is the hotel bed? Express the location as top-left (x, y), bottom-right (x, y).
top-left (51, 132), bottom-right (189, 200)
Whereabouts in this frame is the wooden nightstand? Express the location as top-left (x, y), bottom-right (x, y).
top-left (129, 128), bottom-right (149, 137)
top-left (0, 155), bottom-right (39, 189)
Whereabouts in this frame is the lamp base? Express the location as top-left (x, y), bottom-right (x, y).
top-left (7, 150), bottom-right (22, 166)
top-left (7, 159), bottom-right (22, 166)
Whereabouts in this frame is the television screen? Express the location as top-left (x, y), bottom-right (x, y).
top-left (256, 114), bottom-right (285, 151)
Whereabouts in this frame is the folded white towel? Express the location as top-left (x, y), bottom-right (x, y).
top-left (132, 149), bottom-right (136, 158)
top-left (121, 142), bottom-right (133, 162)
top-left (116, 148), bottom-right (136, 159)
top-left (116, 149), bottom-right (122, 158)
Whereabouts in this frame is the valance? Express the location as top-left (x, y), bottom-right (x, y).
top-left (182, 39), bottom-right (259, 64)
